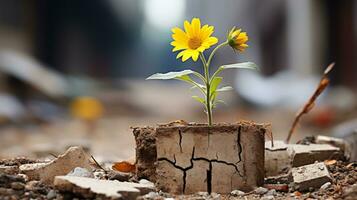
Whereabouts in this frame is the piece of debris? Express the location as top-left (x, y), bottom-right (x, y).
top-left (289, 143), bottom-right (344, 167)
top-left (316, 135), bottom-right (352, 160)
top-left (292, 162), bottom-right (332, 191)
top-left (108, 170), bottom-right (131, 182)
top-left (67, 167), bottom-right (94, 178)
top-left (254, 187), bottom-right (268, 195)
top-left (230, 189), bottom-right (245, 196)
top-left (265, 140), bottom-right (344, 176)
top-left (320, 182), bottom-right (332, 190)
top-left (54, 176), bottom-right (155, 200)
top-left (19, 146), bottom-right (92, 184)
top-left (265, 141), bottom-right (291, 176)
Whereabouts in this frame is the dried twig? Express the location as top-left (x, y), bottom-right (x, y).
top-left (286, 63), bottom-right (335, 143)
top-left (91, 155), bottom-right (107, 174)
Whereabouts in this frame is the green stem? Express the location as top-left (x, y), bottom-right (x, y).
top-left (207, 41), bottom-right (229, 67)
top-left (200, 53), bottom-right (212, 126)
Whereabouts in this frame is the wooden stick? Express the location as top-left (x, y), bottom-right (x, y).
top-left (286, 63), bottom-right (335, 143)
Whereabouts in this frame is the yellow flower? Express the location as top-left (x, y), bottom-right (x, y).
top-left (228, 27), bottom-right (249, 52)
top-left (171, 18), bottom-right (218, 62)
top-left (70, 96), bottom-right (104, 121)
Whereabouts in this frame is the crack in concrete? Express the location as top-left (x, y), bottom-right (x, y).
top-left (236, 126), bottom-right (243, 164)
top-left (178, 130), bottom-right (183, 153)
top-left (158, 143), bottom-right (243, 194)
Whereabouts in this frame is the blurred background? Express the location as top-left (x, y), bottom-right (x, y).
top-left (0, 0), bottom-right (356, 161)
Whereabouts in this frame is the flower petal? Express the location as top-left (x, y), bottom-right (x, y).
top-left (182, 50), bottom-right (192, 62)
top-left (191, 18), bottom-right (201, 37)
top-left (184, 20), bottom-right (193, 37)
top-left (191, 50), bottom-right (199, 61)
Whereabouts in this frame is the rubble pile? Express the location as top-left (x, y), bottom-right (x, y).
top-left (0, 136), bottom-right (355, 200)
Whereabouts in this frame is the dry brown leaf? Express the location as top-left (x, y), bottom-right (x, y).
top-left (324, 160), bottom-right (337, 165)
top-left (112, 161), bottom-right (136, 173)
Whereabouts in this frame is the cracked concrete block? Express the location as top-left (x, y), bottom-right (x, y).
top-left (132, 127), bottom-right (157, 182)
top-left (292, 162), bottom-right (332, 191)
top-left (19, 146), bottom-right (92, 184)
top-left (289, 144), bottom-right (343, 167)
top-left (54, 176), bottom-right (155, 200)
top-left (265, 141), bottom-right (291, 176)
top-left (155, 121), bottom-right (268, 194)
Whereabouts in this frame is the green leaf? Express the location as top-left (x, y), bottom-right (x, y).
top-left (221, 62), bottom-right (259, 71)
top-left (146, 70), bottom-right (195, 80)
top-left (210, 62), bottom-right (259, 84)
top-left (210, 77), bottom-right (222, 96)
top-left (192, 96), bottom-right (206, 105)
top-left (209, 77), bottom-right (222, 106)
top-left (216, 86), bottom-right (233, 92)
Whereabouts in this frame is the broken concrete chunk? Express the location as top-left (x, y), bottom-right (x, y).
top-left (20, 146), bottom-right (92, 184)
top-left (155, 122), bottom-right (268, 194)
top-left (265, 141), bottom-right (291, 176)
top-left (292, 162), bottom-right (332, 191)
top-left (54, 176), bottom-right (155, 200)
top-left (265, 141), bottom-right (345, 176)
top-left (289, 144), bottom-right (344, 167)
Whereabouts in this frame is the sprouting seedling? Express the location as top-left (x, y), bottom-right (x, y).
top-left (147, 18), bottom-right (258, 126)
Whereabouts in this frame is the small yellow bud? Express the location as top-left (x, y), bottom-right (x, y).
top-left (227, 27), bottom-right (249, 52)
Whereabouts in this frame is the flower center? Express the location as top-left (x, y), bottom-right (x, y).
top-left (188, 37), bottom-right (202, 49)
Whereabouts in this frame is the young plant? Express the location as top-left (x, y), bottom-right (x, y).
top-left (147, 18), bottom-right (258, 126)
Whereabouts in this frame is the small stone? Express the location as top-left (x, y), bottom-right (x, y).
top-left (158, 190), bottom-right (172, 198)
top-left (0, 188), bottom-right (10, 195)
top-left (10, 182), bottom-right (25, 190)
top-left (347, 178), bottom-right (355, 185)
top-left (231, 189), bottom-right (245, 196)
top-left (17, 174), bottom-right (29, 182)
top-left (24, 180), bottom-right (47, 194)
top-left (254, 187), bottom-right (268, 195)
top-left (67, 167), bottom-right (93, 178)
top-left (93, 170), bottom-right (107, 180)
top-left (210, 192), bottom-right (220, 200)
top-left (261, 195), bottom-right (274, 200)
top-left (266, 189), bottom-right (277, 196)
top-left (139, 179), bottom-right (152, 185)
top-left (46, 189), bottom-right (57, 199)
top-left (320, 182), bottom-right (331, 190)
top-left (143, 191), bottom-right (160, 199)
top-left (197, 191), bottom-right (209, 196)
